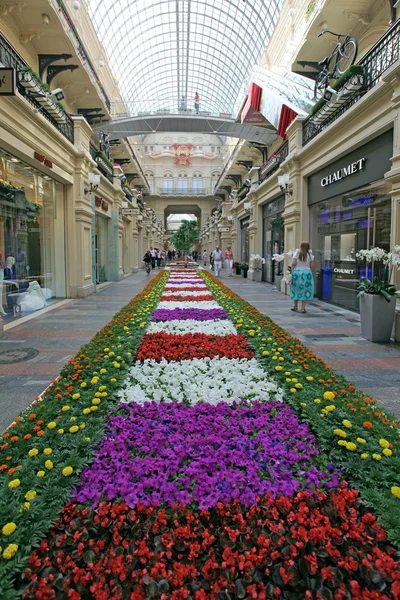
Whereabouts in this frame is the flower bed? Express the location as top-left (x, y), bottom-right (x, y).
top-left (199, 270), bottom-right (400, 546)
top-left (1, 266), bottom-right (400, 598)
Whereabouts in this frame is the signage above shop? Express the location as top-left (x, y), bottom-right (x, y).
top-left (34, 152), bottom-right (53, 169)
top-left (321, 158), bottom-right (366, 188)
top-left (122, 208), bottom-right (135, 216)
top-left (95, 196), bottom-right (109, 211)
top-left (334, 268), bottom-right (355, 275)
top-left (0, 68), bottom-right (15, 96)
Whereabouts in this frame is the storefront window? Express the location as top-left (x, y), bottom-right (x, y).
top-left (0, 149), bottom-right (66, 316)
top-left (240, 217), bottom-right (249, 262)
top-left (311, 181), bottom-right (391, 311)
top-left (262, 196), bottom-right (285, 283)
top-left (95, 214), bottom-right (108, 283)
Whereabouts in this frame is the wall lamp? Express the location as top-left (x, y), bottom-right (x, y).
top-left (84, 172), bottom-right (101, 195)
top-left (278, 174), bottom-right (293, 195)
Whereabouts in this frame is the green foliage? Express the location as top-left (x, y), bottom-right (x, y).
top-left (95, 151), bottom-right (113, 170)
top-left (357, 277), bottom-right (397, 302)
top-left (311, 65), bottom-right (364, 115)
top-left (170, 220), bottom-right (199, 254)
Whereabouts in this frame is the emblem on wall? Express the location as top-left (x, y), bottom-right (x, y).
top-left (172, 143), bottom-right (193, 166)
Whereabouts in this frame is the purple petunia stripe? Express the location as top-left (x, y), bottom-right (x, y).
top-left (152, 308), bottom-right (228, 321)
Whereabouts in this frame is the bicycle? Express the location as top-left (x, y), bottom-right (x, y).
top-left (314, 30), bottom-right (358, 100)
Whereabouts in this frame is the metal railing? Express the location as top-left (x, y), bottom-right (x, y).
top-left (0, 33), bottom-right (74, 144)
top-left (259, 140), bottom-right (289, 183)
top-left (158, 188), bottom-right (208, 196)
top-left (89, 142), bottom-right (114, 184)
top-left (57, 1), bottom-right (111, 113)
top-left (303, 19), bottom-right (400, 145)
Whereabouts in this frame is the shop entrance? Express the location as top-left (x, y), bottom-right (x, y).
top-left (262, 196), bottom-right (285, 283)
top-left (95, 214), bottom-right (108, 284)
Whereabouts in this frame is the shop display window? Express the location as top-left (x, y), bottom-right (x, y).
top-left (311, 181), bottom-right (391, 311)
top-left (0, 149), bottom-right (66, 317)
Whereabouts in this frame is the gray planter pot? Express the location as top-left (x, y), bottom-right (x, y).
top-left (253, 270), bottom-right (262, 282)
top-left (359, 294), bottom-right (396, 342)
top-left (275, 275), bottom-right (283, 291)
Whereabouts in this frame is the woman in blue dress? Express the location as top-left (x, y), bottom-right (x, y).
top-left (290, 242), bottom-right (315, 313)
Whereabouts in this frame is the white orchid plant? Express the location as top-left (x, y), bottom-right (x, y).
top-left (250, 254), bottom-right (266, 271)
top-left (356, 246), bottom-right (400, 302)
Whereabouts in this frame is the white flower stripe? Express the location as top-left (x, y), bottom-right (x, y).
top-left (156, 301), bottom-right (221, 310)
top-left (161, 290), bottom-right (210, 297)
top-left (146, 319), bottom-right (238, 335)
top-left (118, 357), bottom-right (282, 406)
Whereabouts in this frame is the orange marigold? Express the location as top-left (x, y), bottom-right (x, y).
top-left (363, 421), bottom-right (373, 429)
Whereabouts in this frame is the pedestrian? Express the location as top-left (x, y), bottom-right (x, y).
top-left (161, 250), bottom-right (167, 267)
top-left (224, 245), bottom-right (234, 277)
top-left (290, 241), bottom-right (315, 313)
top-left (150, 247), bottom-right (156, 269)
top-left (203, 250), bottom-right (208, 266)
top-left (156, 249), bottom-right (161, 268)
top-left (210, 252), bottom-right (214, 271)
top-left (180, 96), bottom-right (186, 110)
top-left (143, 251), bottom-right (152, 275)
top-left (194, 92), bottom-right (200, 114)
top-left (212, 247), bottom-right (223, 277)
top-left (167, 250), bottom-right (172, 261)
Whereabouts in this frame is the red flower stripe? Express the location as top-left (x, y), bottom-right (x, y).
top-left (135, 332), bottom-right (254, 361)
top-left (160, 294), bottom-right (214, 302)
top-left (23, 487), bottom-right (400, 600)
top-left (164, 286), bottom-right (208, 293)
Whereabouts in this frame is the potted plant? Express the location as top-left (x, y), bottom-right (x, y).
top-left (249, 254), bottom-right (265, 282)
top-left (234, 262), bottom-right (242, 275)
top-left (282, 266), bottom-right (292, 295)
top-left (356, 246), bottom-right (400, 342)
top-left (240, 262), bottom-right (249, 278)
top-left (272, 253), bottom-right (285, 291)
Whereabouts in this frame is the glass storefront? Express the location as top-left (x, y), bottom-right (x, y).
top-left (95, 214), bottom-right (108, 284)
top-left (0, 149), bottom-right (66, 316)
top-left (240, 216), bottom-right (249, 262)
top-left (262, 195), bottom-right (285, 283)
top-left (311, 180), bottom-right (391, 311)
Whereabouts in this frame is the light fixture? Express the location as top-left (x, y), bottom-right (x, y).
top-left (99, 60), bottom-right (105, 68)
top-left (84, 172), bottom-right (100, 194)
top-left (278, 173), bottom-right (292, 195)
top-left (42, 14), bottom-right (50, 25)
top-left (72, 0), bottom-right (80, 9)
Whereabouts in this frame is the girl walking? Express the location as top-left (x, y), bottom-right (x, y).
top-left (290, 242), bottom-right (315, 313)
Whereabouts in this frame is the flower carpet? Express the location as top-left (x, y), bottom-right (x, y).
top-left (0, 267), bottom-right (400, 599)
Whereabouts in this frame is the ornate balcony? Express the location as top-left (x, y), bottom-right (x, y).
top-left (158, 188), bottom-right (208, 196)
top-left (0, 33), bottom-right (74, 144)
top-left (303, 19), bottom-right (400, 146)
top-left (258, 141), bottom-right (289, 184)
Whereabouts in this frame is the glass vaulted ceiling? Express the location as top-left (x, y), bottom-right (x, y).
top-left (87, 0), bottom-right (284, 116)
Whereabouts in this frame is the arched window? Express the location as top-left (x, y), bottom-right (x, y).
top-left (163, 173), bottom-right (173, 192)
top-left (192, 173), bottom-right (203, 192)
top-left (178, 173), bottom-right (188, 192)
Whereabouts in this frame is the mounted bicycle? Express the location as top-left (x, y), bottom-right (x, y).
top-left (314, 30), bottom-right (358, 100)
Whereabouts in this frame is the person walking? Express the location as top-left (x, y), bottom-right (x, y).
top-left (213, 247), bottom-right (223, 277)
top-left (143, 251), bottom-right (152, 275)
top-left (203, 250), bottom-right (208, 267)
top-left (150, 247), bottom-right (156, 269)
top-left (161, 250), bottom-right (167, 268)
top-left (290, 241), bottom-right (315, 313)
top-left (224, 245), bottom-right (234, 277)
top-left (180, 96), bottom-right (186, 110)
top-left (156, 249), bottom-right (161, 268)
top-left (194, 92), bottom-right (200, 114)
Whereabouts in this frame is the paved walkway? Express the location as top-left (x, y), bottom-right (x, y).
top-left (217, 269), bottom-right (400, 418)
top-left (0, 267), bottom-right (399, 433)
top-left (0, 271), bottom-right (158, 433)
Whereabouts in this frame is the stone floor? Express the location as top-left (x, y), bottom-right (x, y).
top-left (0, 270), bottom-right (158, 433)
top-left (0, 267), bottom-right (399, 433)
top-left (217, 268), bottom-right (400, 418)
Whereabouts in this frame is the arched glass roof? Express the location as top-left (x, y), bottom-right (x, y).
top-left (87, 0), bottom-right (284, 115)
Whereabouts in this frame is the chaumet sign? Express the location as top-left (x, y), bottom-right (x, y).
top-left (321, 158), bottom-right (366, 187)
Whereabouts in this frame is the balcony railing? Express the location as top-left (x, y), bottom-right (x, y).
top-left (158, 188), bottom-right (208, 196)
top-left (57, 1), bottom-right (111, 113)
top-left (303, 18), bottom-right (400, 145)
top-left (0, 33), bottom-right (74, 144)
top-left (259, 140), bottom-right (289, 183)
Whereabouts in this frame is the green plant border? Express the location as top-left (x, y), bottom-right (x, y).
top-left (311, 65), bottom-right (364, 116)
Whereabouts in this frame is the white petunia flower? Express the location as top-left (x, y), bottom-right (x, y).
top-left (146, 319), bottom-right (237, 335)
top-left (156, 301), bottom-right (221, 310)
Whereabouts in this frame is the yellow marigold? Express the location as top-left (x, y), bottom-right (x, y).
top-left (360, 453), bottom-right (369, 459)
top-left (379, 439), bottom-right (390, 449)
top-left (45, 460), bottom-right (53, 470)
top-left (58, 429), bottom-right (64, 435)
top-left (84, 437), bottom-right (91, 442)
top-left (91, 377), bottom-right (99, 385)
top-left (94, 392), bottom-right (102, 398)
top-left (356, 438), bottom-right (366, 444)
top-left (391, 486), bottom-right (400, 499)
top-left (2, 522), bottom-right (16, 536)
top-left (290, 388), bottom-right (297, 393)
top-left (62, 466), bottom-right (73, 477)
top-left (8, 479), bottom-right (20, 489)
top-left (28, 448), bottom-right (39, 457)
top-left (83, 408), bottom-right (91, 415)
top-left (323, 391), bottom-right (335, 401)
top-left (291, 378), bottom-right (298, 383)
top-left (92, 398), bottom-right (101, 405)
top-left (295, 383), bottom-right (303, 389)
top-left (25, 490), bottom-right (36, 501)
top-left (342, 420), bottom-right (352, 428)
top-left (372, 454), bottom-right (382, 461)
top-left (99, 386), bottom-right (106, 392)
top-left (300, 403), bottom-right (307, 407)
top-left (61, 406), bottom-right (70, 412)
top-left (104, 347), bottom-right (109, 353)
top-left (113, 362), bottom-right (121, 368)
top-left (337, 440), bottom-right (347, 446)
top-left (3, 544), bottom-right (18, 559)
top-left (110, 378), bottom-right (117, 383)
top-left (80, 382), bottom-right (87, 388)
top-left (306, 376), bottom-right (314, 381)
top-left (47, 422), bottom-right (57, 430)
top-left (314, 399), bottom-right (321, 404)
top-left (21, 502), bottom-right (30, 512)
top-left (69, 426), bottom-right (79, 433)
top-left (72, 393), bottom-right (80, 400)
top-left (91, 406), bottom-right (99, 412)
top-left (383, 448), bottom-right (392, 457)
top-left (275, 366), bottom-right (283, 372)
top-left (345, 442), bottom-right (357, 451)
top-left (43, 448), bottom-right (52, 455)
top-left (36, 471), bottom-right (45, 477)
top-left (333, 429), bottom-right (347, 438)
top-left (326, 405), bottom-right (336, 412)
top-left (80, 423), bottom-right (85, 429)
